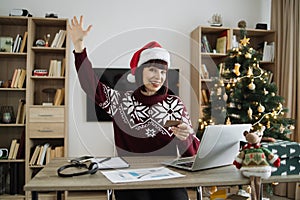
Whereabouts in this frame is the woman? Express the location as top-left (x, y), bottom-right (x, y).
top-left (69, 15), bottom-right (199, 200)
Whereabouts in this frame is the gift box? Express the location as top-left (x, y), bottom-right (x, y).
top-left (261, 139), bottom-right (300, 176)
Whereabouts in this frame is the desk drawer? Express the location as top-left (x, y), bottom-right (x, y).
top-left (29, 107), bottom-right (64, 122)
top-left (28, 123), bottom-right (65, 138)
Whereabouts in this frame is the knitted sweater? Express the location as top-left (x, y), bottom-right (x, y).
top-left (235, 143), bottom-right (277, 168)
top-left (74, 49), bottom-right (200, 157)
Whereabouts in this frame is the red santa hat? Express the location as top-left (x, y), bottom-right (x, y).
top-left (127, 41), bottom-right (170, 83)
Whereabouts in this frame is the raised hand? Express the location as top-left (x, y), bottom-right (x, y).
top-left (68, 15), bottom-right (92, 52)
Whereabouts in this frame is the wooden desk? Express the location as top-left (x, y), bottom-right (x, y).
top-left (24, 157), bottom-right (300, 200)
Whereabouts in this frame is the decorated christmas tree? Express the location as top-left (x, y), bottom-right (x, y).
top-left (199, 33), bottom-right (294, 140)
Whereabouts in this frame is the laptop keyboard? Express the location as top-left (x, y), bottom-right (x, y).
top-left (177, 162), bottom-right (194, 168)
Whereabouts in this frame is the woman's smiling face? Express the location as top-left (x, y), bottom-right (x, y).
top-left (142, 65), bottom-right (167, 96)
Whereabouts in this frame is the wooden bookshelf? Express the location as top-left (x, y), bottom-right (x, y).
top-left (0, 16), bottom-right (69, 200)
top-left (25, 17), bottom-right (69, 199)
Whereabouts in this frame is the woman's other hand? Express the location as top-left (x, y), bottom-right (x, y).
top-left (171, 123), bottom-right (194, 141)
top-left (68, 15), bottom-right (92, 52)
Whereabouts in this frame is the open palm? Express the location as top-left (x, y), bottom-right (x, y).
top-left (68, 16), bottom-right (92, 52)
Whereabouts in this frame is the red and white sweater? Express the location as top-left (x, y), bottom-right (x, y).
top-left (74, 49), bottom-right (200, 157)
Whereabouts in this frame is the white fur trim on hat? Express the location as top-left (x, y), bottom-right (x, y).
top-left (127, 73), bottom-right (136, 83)
top-left (137, 47), bottom-right (170, 67)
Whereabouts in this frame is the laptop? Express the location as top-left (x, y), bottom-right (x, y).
top-left (163, 124), bottom-right (252, 171)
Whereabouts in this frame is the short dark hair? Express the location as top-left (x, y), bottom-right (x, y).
top-left (135, 59), bottom-right (168, 95)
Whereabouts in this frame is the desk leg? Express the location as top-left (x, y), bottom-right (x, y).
top-left (56, 191), bottom-right (63, 200)
top-left (32, 191), bottom-right (38, 200)
top-left (196, 186), bottom-right (202, 200)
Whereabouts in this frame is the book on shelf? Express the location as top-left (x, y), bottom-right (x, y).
top-left (10, 68), bottom-right (18, 88)
top-left (56, 30), bottom-right (67, 48)
top-left (12, 143), bottom-right (20, 159)
top-left (16, 99), bottom-right (26, 124)
top-left (10, 68), bottom-right (26, 88)
top-left (200, 64), bottom-right (209, 79)
top-left (201, 35), bottom-right (212, 53)
top-left (54, 88), bottom-right (65, 106)
top-left (29, 145), bottom-right (64, 166)
top-left (0, 36), bottom-right (13, 52)
top-left (29, 145), bottom-right (41, 165)
top-left (231, 35), bottom-right (239, 48)
top-left (12, 34), bottom-right (20, 53)
top-left (15, 100), bottom-right (21, 123)
top-left (48, 59), bottom-right (63, 77)
top-left (12, 34), bottom-right (23, 53)
top-left (13, 68), bottom-right (21, 88)
top-left (262, 41), bottom-right (275, 62)
top-left (51, 29), bottom-right (66, 48)
top-left (201, 89), bottom-right (209, 105)
top-left (17, 68), bottom-right (26, 88)
top-left (16, 130), bottom-right (25, 159)
top-left (19, 100), bottom-right (26, 124)
top-left (55, 146), bottom-right (64, 157)
top-left (8, 139), bottom-right (17, 159)
top-left (266, 70), bottom-right (274, 84)
top-left (36, 143), bottom-right (50, 166)
top-left (51, 32), bottom-right (59, 48)
top-left (45, 146), bottom-right (52, 164)
top-left (61, 58), bottom-right (66, 76)
top-left (19, 31), bottom-right (28, 53)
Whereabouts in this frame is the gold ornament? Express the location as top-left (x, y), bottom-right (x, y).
top-left (247, 107), bottom-right (253, 119)
top-left (247, 67), bottom-right (253, 76)
top-left (267, 121), bottom-right (271, 128)
top-left (226, 83), bottom-right (231, 89)
top-left (248, 80), bottom-right (256, 90)
top-left (240, 36), bottom-right (250, 46)
top-left (289, 125), bottom-right (295, 130)
top-left (226, 118), bottom-right (231, 125)
top-left (233, 63), bottom-right (241, 76)
top-left (263, 88), bottom-right (269, 95)
top-left (258, 104), bottom-right (265, 113)
top-left (279, 124), bottom-right (285, 133)
top-left (245, 52), bottom-right (252, 59)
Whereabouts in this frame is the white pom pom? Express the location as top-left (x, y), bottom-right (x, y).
top-left (127, 73), bottom-right (136, 83)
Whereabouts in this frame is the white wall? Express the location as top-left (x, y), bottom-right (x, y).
top-left (1, 0), bottom-right (271, 157)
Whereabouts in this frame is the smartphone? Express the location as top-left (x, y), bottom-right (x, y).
top-left (163, 120), bottom-right (182, 128)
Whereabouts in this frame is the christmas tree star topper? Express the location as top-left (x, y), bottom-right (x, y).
top-left (240, 36), bottom-right (250, 46)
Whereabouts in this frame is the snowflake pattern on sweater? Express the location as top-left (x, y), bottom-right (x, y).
top-left (101, 84), bottom-right (189, 138)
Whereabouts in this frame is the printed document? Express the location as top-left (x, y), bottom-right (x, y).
top-left (101, 167), bottom-right (184, 183)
